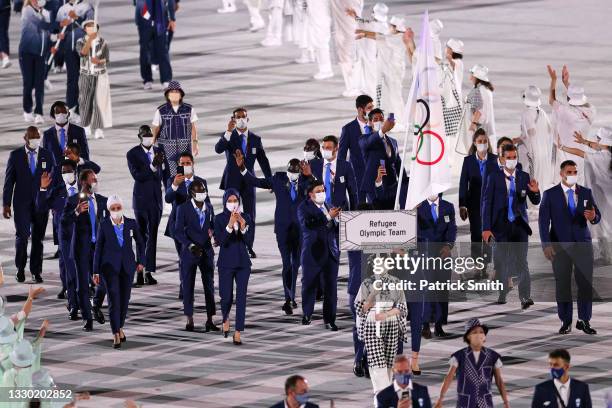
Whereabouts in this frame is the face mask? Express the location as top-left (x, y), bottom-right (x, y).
top-left (476, 143), bottom-right (488, 153)
top-left (90, 182), bottom-right (98, 193)
top-left (364, 109), bottom-right (372, 117)
top-left (141, 137), bottom-right (153, 148)
top-left (37, 0), bottom-right (47, 7)
top-left (314, 191), bottom-right (326, 205)
top-left (372, 121), bottom-right (382, 132)
top-left (194, 192), bottom-right (207, 203)
top-left (235, 118), bottom-right (247, 129)
top-left (394, 373), bottom-right (412, 386)
top-left (303, 150), bottom-right (316, 161)
top-left (183, 165), bottom-right (193, 176)
top-left (504, 159), bottom-right (518, 171)
top-left (55, 113), bottom-right (68, 125)
top-left (28, 139), bottom-right (40, 150)
top-left (226, 202), bottom-right (239, 212)
top-left (321, 149), bottom-right (334, 161)
top-left (62, 173), bottom-right (75, 185)
top-left (428, 195), bottom-right (439, 202)
top-left (550, 367), bottom-right (565, 380)
top-left (565, 175), bottom-right (578, 186)
top-left (295, 393), bottom-right (309, 405)
top-left (287, 172), bottom-right (300, 182)
top-left (110, 210), bottom-right (123, 220)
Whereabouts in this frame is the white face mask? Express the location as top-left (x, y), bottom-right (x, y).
top-left (287, 172), bottom-right (300, 182)
top-left (183, 165), bottom-right (193, 176)
top-left (372, 121), bottom-right (382, 132)
top-left (28, 139), bottom-right (40, 150)
top-left (505, 159), bottom-right (518, 171)
top-left (428, 195), bottom-right (439, 202)
top-left (62, 173), bottom-right (75, 185)
top-left (55, 113), bottom-right (68, 125)
top-left (314, 191), bottom-right (326, 205)
top-left (476, 143), bottom-right (488, 153)
top-left (564, 175), bottom-right (578, 186)
top-left (226, 202), bottom-right (239, 212)
top-left (141, 137), bottom-right (153, 148)
top-left (90, 182), bottom-right (98, 192)
top-left (303, 150), bottom-right (316, 161)
top-left (194, 192), bottom-right (207, 203)
top-left (321, 149), bottom-right (335, 161)
top-left (235, 118), bottom-right (247, 129)
top-left (110, 210), bottom-right (123, 220)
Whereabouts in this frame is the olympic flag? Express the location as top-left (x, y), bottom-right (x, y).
top-left (394, 11), bottom-right (452, 211)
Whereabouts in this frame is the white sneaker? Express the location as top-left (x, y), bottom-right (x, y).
top-left (143, 81), bottom-right (153, 90)
top-left (52, 66), bottom-right (60, 74)
top-left (44, 79), bottom-right (53, 90)
top-left (217, 5), bottom-right (236, 13)
top-left (161, 82), bottom-right (169, 90)
top-left (94, 129), bottom-right (105, 139)
top-left (295, 55), bottom-right (312, 64)
top-left (84, 126), bottom-right (91, 138)
top-left (313, 71), bottom-right (334, 80)
top-left (23, 112), bottom-right (34, 123)
top-left (249, 21), bottom-right (265, 32)
top-left (2, 58), bottom-right (11, 69)
top-left (261, 37), bottom-right (282, 47)
top-left (152, 64), bottom-right (159, 73)
top-left (34, 114), bottom-right (44, 124)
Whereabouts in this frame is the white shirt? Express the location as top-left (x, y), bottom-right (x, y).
top-left (323, 157), bottom-right (337, 186)
top-left (427, 197), bottom-right (439, 217)
top-left (152, 105), bottom-right (198, 127)
top-left (356, 116), bottom-right (367, 134)
top-left (224, 129), bottom-right (249, 142)
top-left (284, 401), bottom-right (305, 408)
top-left (554, 378), bottom-right (571, 407)
top-left (141, 145), bottom-right (157, 172)
top-left (111, 216), bottom-right (124, 226)
top-left (393, 380), bottom-right (413, 403)
top-left (171, 175), bottom-right (194, 192)
top-left (561, 183), bottom-right (577, 206)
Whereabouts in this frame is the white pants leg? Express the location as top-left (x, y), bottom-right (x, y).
top-left (244, 0), bottom-right (265, 29)
top-left (263, 7), bottom-right (283, 44)
top-left (369, 366), bottom-right (392, 393)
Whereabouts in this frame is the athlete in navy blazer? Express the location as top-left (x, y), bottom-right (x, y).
top-left (3, 128), bottom-right (55, 283)
top-left (538, 160), bottom-right (601, 334)
top-left (42, 122), bottom-right (89, 164)
top-left (376, 381), bottom-right (432, 408)
top-left (93, 197), bottom-right (145, 348)
top-left (531, 379), bottom-right (591, 408)
top-left (126, 125), bottom-right (170, 285)
top-left (174, 180), bottom-right (218, 332)
top-left (298, 180), bottom-right (340, 329)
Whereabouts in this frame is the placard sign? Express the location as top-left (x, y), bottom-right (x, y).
top-left (339, 210), bottom-right (416, 250)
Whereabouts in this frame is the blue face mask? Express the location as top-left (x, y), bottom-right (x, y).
top-left (295, 392), bottom-right (309, 405)
top-left (394, 372), bottom-right (412, 386)
top-left (550, 367), bottom-right (565, 379)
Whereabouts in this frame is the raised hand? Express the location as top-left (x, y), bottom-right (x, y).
top-left (573, 131), bottom-right (586, 145)
top-left (40, 171), bottom-right (51, 189)
top-left (300, 160), bottom-right (312, 176)
top-left (546, 65), bottom-right (557, 81)
top-left (561, 64), bottom-right (570, 87)
top-left (234, 149), bottom-right (245, 170)
top-left (528, 179), bottom-right (539, 192)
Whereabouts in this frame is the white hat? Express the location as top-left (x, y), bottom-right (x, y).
top-left (469, 64), bottom-right (489, 82)
top-left (567, 85), bottom-right (588, 106)
top-left (81, 19), bottom-right (96, 29)
top-left (430, 18), bottom-right (443, 37)
top-left (596, 126), bottom-right (612, 145)
top-left (9, 339), bottom-right (35, 368)
top-left (446, 38), bottom-right (464, 54)
top-left (372, 3), bottom-right (389, 23)
top-left (522, 85), bottom-right (542, 108)
top-left (106, 194), bottom-right (123, 211)
top-left (32, 368), bottom-right (56, 388)
top-left (389, 15), bottom-right (406, 32)
top-left (0, 316), bottom-right (17, 345)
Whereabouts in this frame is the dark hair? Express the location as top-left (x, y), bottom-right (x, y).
top-left (501, 144), bottom-right (517, 157)
top-left (468, 128), bottom-right (492, 155)
top-left (285, 375), bottom-right (305, 395)
top-left (66, 142), bottom-right (80, 155)
top-left (321, 135), bottom-right (338, 146)
top-left (307, 180), bottom-right (324, 194)
top-left (356, 95), bottom-right (373, 110)
top-left (233, 107), bottom-right (247, 117)
top-left (304, 138), bottom-right (322, 159)
top-left (189, 179), bottom-right (205, 194)
top-left (451, 52), bottom-right (463, 60)
top-left (138, 125), bottom-right (152, 139)
top-left (549, 349), bottom-right (571, 363)
top-left (368, 108), bottom-right (384, 121)
top-left (79, 169), bottom-right (95, 185)
top-left (496, 137), bottom-right (513, 149)
top-left (474, 78), bottom-right (494, 92)
top-left (25, 126), bottom-right (39, 138)
top-left (288, 158), bottom-right (301, 168)
top-left (178, 151), bottom-right (194, 163)
top-left (49, 100), bottom-right (68, 118)
top-left (560, 160), bottom-right (577, 170)
top-left (61, 159), bottom-right (77, 171)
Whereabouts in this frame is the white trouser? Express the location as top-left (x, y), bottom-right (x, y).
top-left (369, 366), bottom-right (392, 394)
top-left (331, 0), bottom-right (362, 90)
top-left (306, 0), bottom-right (332, 73)
top-left (264, 6), bottom-right (283, 41)
top-left (244, 0), bottom-right (265, 26)
top-left (352, 38), bottom-right (377, 96)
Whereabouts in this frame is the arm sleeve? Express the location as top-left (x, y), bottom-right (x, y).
top-left (3, 154), bottom-right (16, 207)
top-left (538, 190), bottom-right (552, 246)
top-left (481, 174), bottom-right (494, 231)
top-left (458, 157), bottom-right (469, 207)
top-left (92, 224), bottom-right (105, 276)
top-left (256, 143), bottom-right (273, 179)
top-left (214, 133), bottom-right (230, 154)
top-left (174, 207), bottom-right (191, 248)
top-left (338, 125), bottom-right (350, 162)
top-left (346, 164), bottom-right (358, 210)
top-left (244, 170), bottom-right (273, 190)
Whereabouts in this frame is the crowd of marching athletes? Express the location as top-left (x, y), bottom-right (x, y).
top-left (1, 0), bottom-right (611, 407)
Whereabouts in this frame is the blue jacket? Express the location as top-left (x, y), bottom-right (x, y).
top-left (309, 158), bottom-right (358, 210)
top-left (339, 118), bottom-right (366, 182)
top-left (458, 153), bottom-right (499, 210)
top-left (127, 144), bottom-right (170, 213)
top-left (213, 189), bottom-right (254, 269)
top-left (297, 199), bottom-right (339, 268)
top-left (61, 193), bottom-right (108, 259)
top-left (376, 382), bottom-right (432, 408)
top-left (93, 217), bottom-right (145, 276)
top-left (531, 378), bottom-right (591, 408)
top-left (538, 184), bottom-right (601, 247)
top-left (174, 199), bottom-right (215, 257)
top-left (481, 169), bottom-right (540, 237)
top-left (3, 146), bottom-right (56, 208)
top-left (359, 131), bottom-right (405, 194)
top-left (164, 175), bottom-right (210, 238)
top-left (42, 124), bottom-right (89, 163)
top-left (417, 198), bottom-right (457, 245)
top-left (214, 130), bottom-right (272, 192)
top-left (19, 5), bottom-right (51, 56)
top-left (134, 0), bottom-right (176, 32)
top-left (55, 1), bottom-right (94, 52)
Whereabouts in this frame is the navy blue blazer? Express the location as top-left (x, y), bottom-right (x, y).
top-left (269, 402), bottom-right (319, 408)
top-left (359, 131), bottom-right (405, 194)
top-left (458, 153), bottom-right (499, 209)
top-left (417, 199), bottom-right (457, 245)
top-left (297, 199), bottom-right (339, 268)
top-left (42, 124), bottom-right (89, 164)
top-left (164, 176), bottom-right (210, 238)
top-left (93, 217), bottom-right (145, 276)
top-left (339, 118), bottom-right (366, 182)
top-left (3, 147), bottom-right (55, 208)
top-left (481, 169), bottom-right (540, 237)
top-left (213, 209), bottom-right (254, 269)
top-left (538, 184), bottom-right (601, 247)
top-left (214, 130), bottom-right (272, 192)
top-left (174, 200), bottom-right (215, 255)
top-left (61, 193), bottom-right (108, 259)
top-left (126, 144), bottom-right (170, 213)
top-left (35, 170), bottom-right (76, 216)
top-left (309, 158), bottom-right (358, 211)
top-left (531, 378), bottom-right (591, 408)
top-left (134, 0), bottom-right (176, 30)
top-left (376, 382), bottom-right (432, 408)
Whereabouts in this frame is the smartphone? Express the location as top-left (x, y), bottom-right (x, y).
top-left (78, 192), bottom-right (87, 203)
top-left (586, 200), bottom-right (593, 211)
top-left (177, 165), bottom-right (184, 175)
top-left (380, 159), bottom-right (386, 167)
top-left (401, 390), bottom-right (411, 400)
top-left (389, 113), bottom-right (395, 122)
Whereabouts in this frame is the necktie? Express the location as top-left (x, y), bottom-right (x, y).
top-left (88, 197), bottom-right (97, 243)
top-left (507, 176), bottom-right (516, 222)
top-left (241, 134), bottom-right (247, 156)
top-left (364, 125), bottom-right (371, 135)
top-left (68, 186), bottom-right (76, 196)
top-left (567, 189), bottom-right (576, 216)
top-left (431, 203), bottom-right (438, 223)
top-left (114, 224), bottom-right (124, 247)
top-left (147, 151), bottom-right (153, 164)
top-left (324, 163), bottom-right (332, 205)
top-left (290, 182), bottom-right (297, 202)
top-left (29, 151), bottom-right (36, 175)
top-left (478, 159), bottom-right (486, 180)
top-left (383, 135), bottom-right (392, 158)
top-left (185, 179), bottom-right (192, 191)
top-left (59, 128), bottom-right (66, 151)
top-left (196, 207), bottom-right (205, 228)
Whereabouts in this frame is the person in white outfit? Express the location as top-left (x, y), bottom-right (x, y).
top-left (330, 0), bottom-right (363, 95)
top-left (261, 0), bottom-right (292, 47)
top-left (244, 0), bottom-right (265, 31)
top-left (292, 0), bottom-right (314, 64)
top-left (218, 0), bottom-right (237, 13)
top-left (346, 3), bottom-right (381, 97)
top-left (445, 38), bottom-right (464, 101)
top-left (306, 0), bottom-right (333, 80)
top-left (466, 64), bottom-right (496, 148)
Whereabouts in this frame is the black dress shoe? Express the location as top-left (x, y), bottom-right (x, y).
top-left (281, 300), bottom-right (294, 315)
top-left (559, 323), bottom-right (572, 335)
top-left (232, 333), bottom-right (242, 345)
top-left (83, 320), bottom-right (93, 331)
top-left (16, 270), bottom-right (25, 283)
top-left (92, 306), bottom-right (106, 324)
top-left (248, 248), bottom-right (257, 259)
top-left (497, 292), bottom-right (507, 304)
top-left (69, 308), bottom-right (79, 321)
top-left (57, 289), bottom-right (66, 299)
top-left (421, 324), bottom-right (432, 339)
top-left (302, 316), bottom-right (311, 325)
top-left (113, 340), bottom-right (121, 349)
top-left (325, 322), bottom-right (339, 331)
top-left (32, 274), bottom-right (43, 283)
top-left (291, 300), bottom-right (298, 308)
top-left (412, 368), bottom-right (422, 376)
top-left (353, 361), bottom-right (365, 377)
top-left (144, 272), bottom-right (157, 285)
top-left (120, 335), bottom-right (127, 343)
top-left (521, 298), bottom-right (534, 310)
top-left (134, 272), bottom-right (144, 287)
top-left (205, 320), bottom-right (220, 332)
top-left (185, 322), bottom-right (195, 332)
top-left (363, 363), bottom-right (370, 379)
top-left (434, 324), bottom-right (450, 338)
top-left (576, 320), bottom-right (597, 335)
